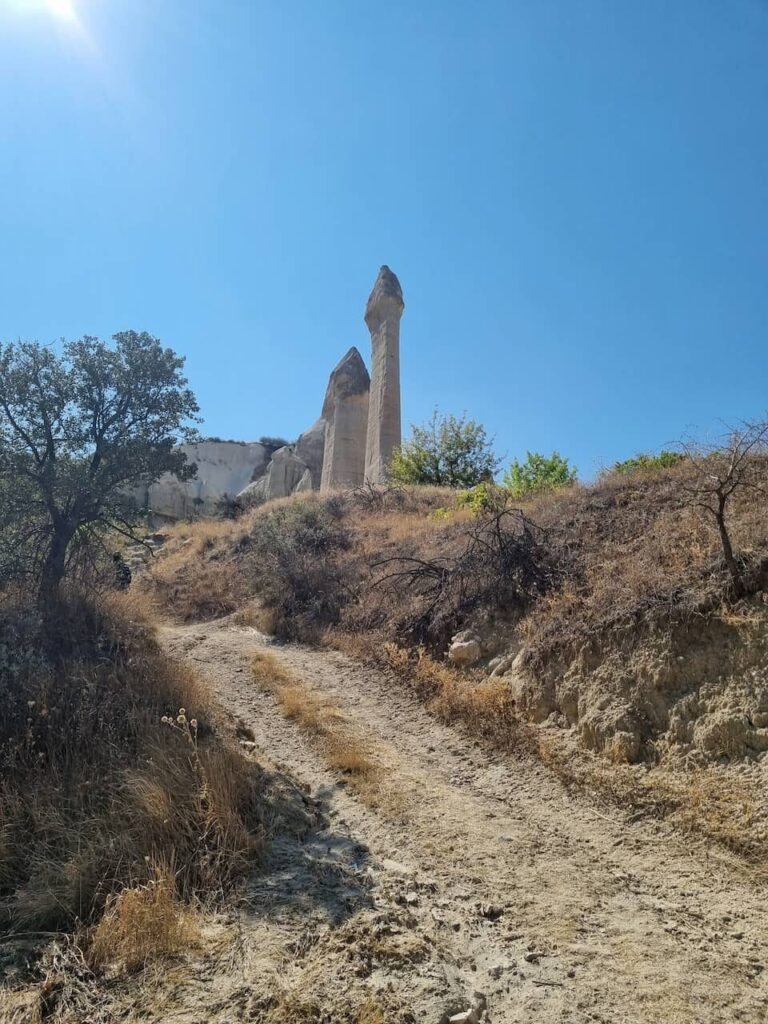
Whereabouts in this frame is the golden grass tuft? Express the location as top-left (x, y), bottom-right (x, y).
top-left (89, 868), bottom-right (201, 972)
top-left (0, 990), bottom-right (41, 1024)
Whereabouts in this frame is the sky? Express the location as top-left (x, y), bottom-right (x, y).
top-left (0, 0), bottom-right (766, 478)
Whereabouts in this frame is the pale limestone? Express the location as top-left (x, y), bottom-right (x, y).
top-left (364, 266), bottom-right (404, 484)
top-left (133, 440), bottom-right (271, 519)
top-left (320, 347), bottom-right (370, 491)
top-left (295, 418), bottom-right (327, 489)
top-left (240, 445), bottom-right (310, 503)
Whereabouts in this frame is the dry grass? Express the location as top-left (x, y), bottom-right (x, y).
top-left (539, 735), bottom-right (768, 864)
top-left (89, 868), bottom-right (201, 972)
top-left (334, 632), bottom-right (532, 755)
top-left (144, 467), bottom-right (768, 657)
top-left (0, 593), bottom-right (265, 942)
top-left (250, 652), bottom-right (395, 811)
top-left (0, 989), bottom-right (41, 1024)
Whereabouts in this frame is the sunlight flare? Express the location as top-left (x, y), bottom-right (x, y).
top-left (46, 0), bottom-right (77, 20)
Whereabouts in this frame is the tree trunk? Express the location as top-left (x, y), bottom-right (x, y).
top-left (715, 498), bottom-right (742, 596)
top-left (38, 527), bottom-right (70, 609)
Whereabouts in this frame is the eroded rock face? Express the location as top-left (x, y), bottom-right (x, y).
top-left (241, 445), bottom-right (310, 503)
top-left (320, 347), bottom-right (370, 491)
top-left (295, 418), bottom-right (327, 490)
top-left (131, 440), bottom-right (272, 519)
top-left (364, 266), bottom-right (404, 484)
top-left (491, 612), bottom-right (768, 763)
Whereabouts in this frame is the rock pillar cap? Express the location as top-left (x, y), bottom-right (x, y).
top-left (365, 265), bottom-right (404, 329)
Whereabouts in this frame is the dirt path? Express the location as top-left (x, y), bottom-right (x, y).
top-left (158, 619), bottom-right (768, 1024)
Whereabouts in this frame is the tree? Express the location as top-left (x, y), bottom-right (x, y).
top-left (0, 331), bottom-right (199, 604)
top-left (388, 410), bottom-right (500, 488)
top-left (680, 421), bottom-right (768, 597)
top-left (503, 451), bottom-right (577, 496)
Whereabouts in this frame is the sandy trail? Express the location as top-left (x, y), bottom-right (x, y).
top-left (159, 619), bottom-right (768, 1024)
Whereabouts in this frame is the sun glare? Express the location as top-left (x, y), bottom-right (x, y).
top-left (0, 0), bottom-right (80, 22)
top-left (46, 0), bottom-right (77, 20)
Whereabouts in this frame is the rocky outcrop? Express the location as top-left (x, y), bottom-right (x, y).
top-left (447, 630), bottom-right (483, 666)
top-left (320, 347), bottom-right (370, 491)
top-left (134, 267), bottom-right (406, 516)
top-left (240, 445), bottom-right (311, 503)
top-left (295, 418), bottom-right (327, 489)
top-left (364, 266), bottom-right (404, 484)
top-left (132, 440), bottom-right (272, 519)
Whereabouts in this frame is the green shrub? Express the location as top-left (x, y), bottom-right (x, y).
top-left (258, 435), bottom-right (292, 450)
top-left (503, 451), bottom-right (577, 497)
top-left (613, 450), bottom-right (684, 474)
top-left (456, 482), bottom-right (496, 513)
top-left (389, 410), bottom-right (499, 488)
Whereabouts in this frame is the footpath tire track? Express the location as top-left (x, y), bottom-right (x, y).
top-left (160, 619), bottom-right (768, 1024)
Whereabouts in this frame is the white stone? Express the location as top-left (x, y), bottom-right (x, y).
top-left (240, 446), bottom-right (310, 503)
top-left (448, 638), bottom-right (483, 666)
top-left (130, 440), bottom-right (271, 519)
top-left (295, 418), bottom-right (326, 489)
top-left (364, 266), bottom-right (404, 484)
top-left (320, 347), bottom-right (370, 490)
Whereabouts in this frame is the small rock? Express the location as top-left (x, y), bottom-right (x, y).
top-left (448, 1012), bottom-right (478, 1024)
top-left (448, 637), bottom-right (483, 666)
top-left (524, 951), bottom-right (544, 964)
top-left (239, 740), bottom-right (256, 751)
top-left (478, 902), bottom-right (504, 921)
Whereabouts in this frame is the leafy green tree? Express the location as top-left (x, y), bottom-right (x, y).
top-left (388, 410), bottom-right (500, 488)
top-left (503, 451), bottom-right (577, 496)
top-left (613, 450), bottom-right (684, 474)
top-left (0, 331), bottom-right (199, 604)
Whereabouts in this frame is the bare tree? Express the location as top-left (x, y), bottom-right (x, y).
top-left (681, 420), bottom-right (768, 596)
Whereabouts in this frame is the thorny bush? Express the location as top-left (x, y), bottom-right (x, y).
top-left (371, 498), bottom-right (569, 651)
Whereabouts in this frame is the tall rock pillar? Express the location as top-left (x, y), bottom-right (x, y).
top-left (364, 265), bottom-right (404, 484)
top-left (320, 347), bottom-right (370, 490)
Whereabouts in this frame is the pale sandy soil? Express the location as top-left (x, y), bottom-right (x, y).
top-left (7, 617), bottom-right (765, 1023)
top-left (144, 618), bottom-right (768, 1024)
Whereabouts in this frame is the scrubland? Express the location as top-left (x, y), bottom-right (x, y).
top-left (5, 464), bottom-right (768, 1022)
top-left (0, 590), bottom-right (268, 1018)
top-left (138, 463), bottom-right (768, 857)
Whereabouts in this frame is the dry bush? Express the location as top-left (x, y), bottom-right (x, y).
top-left (358, 501), bottom-right (567, 653)
top-left (521, 457), bottom-right (768, 664)
top-left (0, 593), bottom-right (265, 935)
top-left (241, 502), bottom-right (355, 640)
top-left (89, 868), bottom-right (200, 971)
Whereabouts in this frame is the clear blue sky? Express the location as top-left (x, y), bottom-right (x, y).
top-left (1, 0), bottom-right (766, 477)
